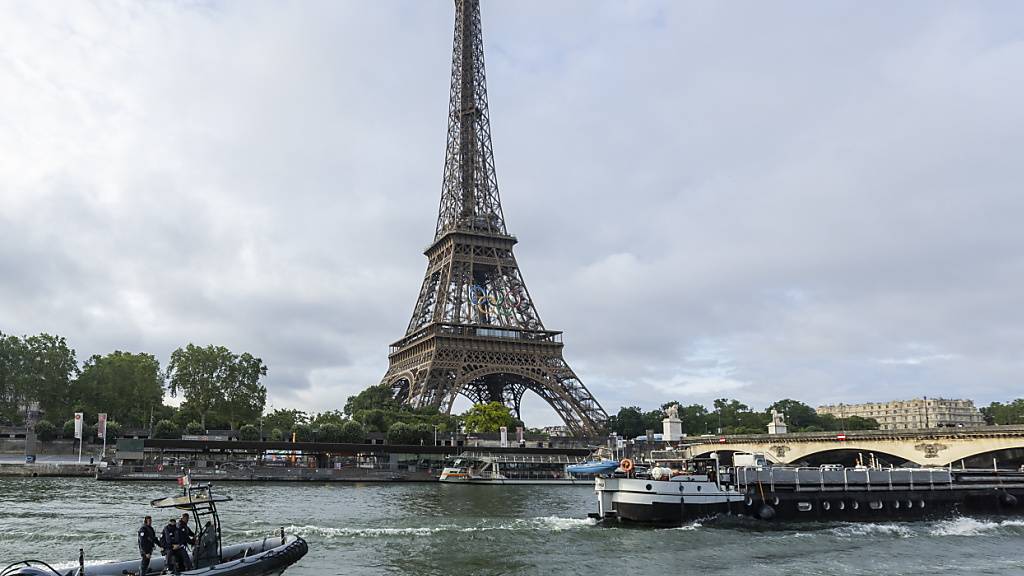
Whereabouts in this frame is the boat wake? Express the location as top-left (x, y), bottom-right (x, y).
top-left (247, 516), bottom-right (597, 539)
top-left (928, 517), bottom-right (1024, 537)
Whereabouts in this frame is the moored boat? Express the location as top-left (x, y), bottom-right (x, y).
top-left (439, 452), bottom-right (600, 485)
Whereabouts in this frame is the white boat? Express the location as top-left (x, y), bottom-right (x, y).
top-left (439, 452), bottom-right (598, 485)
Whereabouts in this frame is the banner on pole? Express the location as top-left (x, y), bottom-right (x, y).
top-left (97, 413), bottom-right (107, 439)
top-left (74, 413), bottom-right (83, 440)
top-left (499, 426), bottom-right (508, 448)
top-left (516, 426), bottom-right (524, 444)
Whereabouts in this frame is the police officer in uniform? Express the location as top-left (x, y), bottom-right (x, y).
top-left (137, 515), bottom-right (158, 575)
top-left (160, 517), bottom-right (179, 573)
top-left (175, 513), bottom-right (196, 571)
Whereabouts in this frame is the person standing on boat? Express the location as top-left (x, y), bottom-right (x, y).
top-left (160, 517), bottom-right (179, 573)
top-left (174, 513), bottom-right (196, 571)
top-left (137, 515), bottom-right (158, 575)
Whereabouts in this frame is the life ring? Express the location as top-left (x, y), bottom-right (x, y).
top-left (620, 458), bottom-right (634, 472)
top-left (157, 464), bottom-right (164, 472)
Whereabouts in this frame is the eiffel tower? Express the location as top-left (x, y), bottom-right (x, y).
top-left (380, 0), bottom-right (608, 436)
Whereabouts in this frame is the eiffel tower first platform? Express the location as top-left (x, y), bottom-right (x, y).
top-left (379, 0), bottom-right (608, 436)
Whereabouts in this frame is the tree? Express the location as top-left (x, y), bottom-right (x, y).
top-left (339, 420), bottom-right (366, 443)
top-left (318, 423), bottom-right (343, 443)
top-left (310, 410), bottom-right (346, 428)
top-left (981, 400), bottom-right (1024, 425)
top-left (344, 384), bottom-right (400, 416)
top-left (352, 409), bottom-right (388, 433)
top-left (153, 420), bottom-right (181, 439)
top-left (34, 419), bottom-right (57, 442)
top-left (767, 399), bottom-right (820, 431)
top-left (608, 406), bottom-right (645, 438)
top-left (462, 402), bottom-right (516, 434)
top-left (238, 424), bottom-right (260, 441)
top-left (167, 344), bottom-right (267, 428)
top-left (263, 408), bottom-right (308, 433)
top-left (0, 332), bottom-right (30, 425)
top-left (63, 419), bottom-right (94, 439)
top-left (292, 423), bottom-right (314, 442)
top-left (386, 422), bottom-right (431, 445)
top-left (104, 420), bottom-right (122, 441)
top-left (270, 428), bottom-right (284, 441)
top-left (73, 351), bottom-right (163, 428)
top-left (185, 421), bottom-right (205, 435)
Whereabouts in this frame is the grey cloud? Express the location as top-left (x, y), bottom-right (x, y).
top-left (2, 1), bottom-right (1023, 425)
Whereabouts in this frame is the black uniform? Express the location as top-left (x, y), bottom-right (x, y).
top-left (160, 521), bottom-right (179, 573)
top-left (174, 521), bottom-right (195, 571)
top-left (137, 523), bottom-right (158, 575)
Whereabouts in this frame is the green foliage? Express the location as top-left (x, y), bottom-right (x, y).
top-left (352, 408), bottom-right (388, 433)
top-left (608, 406), bottom-right (645, 438)
top-left (344, 384), bottom-right (399, 416)
top-left (386, 422), bottom-right (431, 445)
top-left (153, 420), bottom-right (181, 439)
top-left (462, 402), bottom-right (516, 434)
top-left (292, 423), bottom-right (314, 442)
top-left (185, 421), bottom-right (205, 435)
top-left (104, 420), bottom-right (122, 440)
top-left (981, 400), bottom-right (1024, 425)
top-left (62, 418), bottom-right (94, 439)
top-left (74, 351), bottom-right (163, 428)
top-left (767, 399), bottom-right (819, 429)
top-left (238, 424), bottom-right (260, 441)
top-left (318, 422), bottom-right (343, 443)
top-left (844, 415), bottom-right (880, 430)
top-left (339, 420), bottom-right (366, 443)
top-left (33, 419), bottom-right (57, 442)
top-left (310, 410), bottom-right (346, 428)
top-left (270, 428), bottom-right (284, 441)
top-left (0, 332), bottom-right (78, 425)
top-left (263, 408), bottom-right (308, 433)
top-left (167, 344), bottom-right (268, 428)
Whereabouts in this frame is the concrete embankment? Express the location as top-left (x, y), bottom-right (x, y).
top-left (97, 465), bottom-right (438, 482)
top-left (0, 462), bottom-right (96, 477)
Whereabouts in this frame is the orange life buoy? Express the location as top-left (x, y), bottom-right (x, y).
top-left (620, 458), bottom-right (634, 472)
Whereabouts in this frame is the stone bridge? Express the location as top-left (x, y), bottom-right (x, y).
top-left (682, 425), bottom-right (1024, 467)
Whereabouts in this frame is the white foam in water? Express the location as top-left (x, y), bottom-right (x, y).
top-left (831, 523), bottom-right (915, 538)
top-left (265, 516), bottom-right (596, 539)
top-left (928, 517), bottom-right (1024, 536)
top-left (674, 521), bottom-right (703, 531)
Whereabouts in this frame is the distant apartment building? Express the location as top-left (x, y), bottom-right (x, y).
top-left (816, 398), bottom-right (985, 430)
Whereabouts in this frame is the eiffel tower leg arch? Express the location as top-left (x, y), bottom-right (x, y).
top-left (444, 366), bottom-right (599, 436)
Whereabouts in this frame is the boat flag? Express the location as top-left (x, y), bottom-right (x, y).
top-left (74, 413), bottom-right (83, 440)
top-left (97, 413), bottom-right (107, 439)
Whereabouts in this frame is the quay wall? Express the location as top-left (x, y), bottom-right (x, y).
top-left (0, 462), bottom-right (96, 477)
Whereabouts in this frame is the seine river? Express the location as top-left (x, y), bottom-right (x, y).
top-left (2, 478), bottom-right (1024, 575)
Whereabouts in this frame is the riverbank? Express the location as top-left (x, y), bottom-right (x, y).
top-left (0, 462), bottom-right (96, 477)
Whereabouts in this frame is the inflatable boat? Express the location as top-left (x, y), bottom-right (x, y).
top-left (1, 482), bottom-right (307, 576)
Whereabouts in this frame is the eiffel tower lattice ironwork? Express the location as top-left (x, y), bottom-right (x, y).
top-left (379, 0), bottom-right (608, 436)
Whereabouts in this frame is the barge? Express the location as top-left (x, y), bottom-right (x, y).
top-left (591, 456), bottom-right (1024, 524)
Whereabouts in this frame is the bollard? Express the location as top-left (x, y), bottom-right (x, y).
top-left (280, 526), bottom-right (285, 546)
top-left (79, 548), bottom-right (85, 576)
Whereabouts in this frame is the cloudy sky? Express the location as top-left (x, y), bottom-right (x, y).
top-left (2, 1), bottom-right (1023, 426)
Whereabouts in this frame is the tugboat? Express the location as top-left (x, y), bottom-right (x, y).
top-left (590, 452), bottom-right (1024, 525)
top-left (1, 480), bottom-right (307, 576)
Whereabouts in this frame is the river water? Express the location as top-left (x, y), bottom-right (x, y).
top-left (2, 478), bottom-right (1024, 575)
